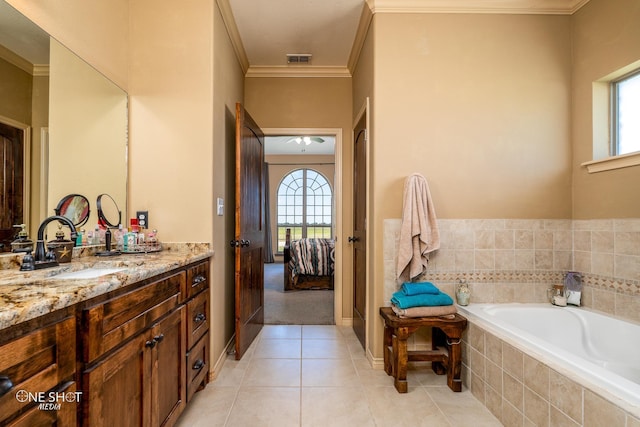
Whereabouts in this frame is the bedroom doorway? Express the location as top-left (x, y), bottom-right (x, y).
top-left (263, 128), bottom-right (342, 325)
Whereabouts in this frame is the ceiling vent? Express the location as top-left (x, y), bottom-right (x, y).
top-left (286, 54), bottom-right (312, 65)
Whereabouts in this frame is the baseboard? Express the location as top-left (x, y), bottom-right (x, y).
top-left (340, 317), bottom-right (353, 326)
top-left (208, 334), bottom-right (235, 381)
top-left (367, 347), bottom-right (384, 369)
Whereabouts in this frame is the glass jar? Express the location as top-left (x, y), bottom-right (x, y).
top-left (456, 280), bottom-right (470, 306)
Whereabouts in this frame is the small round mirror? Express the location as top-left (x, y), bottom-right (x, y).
top-left (97, 193), bottom-right (121, 228)
top-left (54, 194), bottom-right (90, 227)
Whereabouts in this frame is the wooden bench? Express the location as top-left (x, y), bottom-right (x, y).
top-left (379, 306), bottom-right (467, 393)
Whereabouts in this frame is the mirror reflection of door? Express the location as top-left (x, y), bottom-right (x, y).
top-left (0, 122), bottom-right (24, 251)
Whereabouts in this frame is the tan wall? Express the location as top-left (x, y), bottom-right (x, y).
top-left (365, 12), bottom-right (572, 359)
top-left (245, 77), bottom-right (353, 321)
top-left (6, 0), bottom-right (128, 91)
top-left (212, 2), bottom-right (246, 368)
top-left (571, 0), bottom-right (640, 219)
top-left (128, 0), bottom-right (213, 242)
top-left (265, 154), bottom-right (335, 257)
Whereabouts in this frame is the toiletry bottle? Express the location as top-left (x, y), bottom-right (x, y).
top-left (115, 224), bottom-right (125, 250)
top-left (93, 225), bottom-right (101, 245)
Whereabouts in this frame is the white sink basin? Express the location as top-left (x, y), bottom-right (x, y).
top-left (53, 267), bottom-right (127, 280)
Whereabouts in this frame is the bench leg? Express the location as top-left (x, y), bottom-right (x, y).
top-left (392, 326), bottom-right (410, 393)
top-left (383, 323), bottom-right (393, 376)
top-left (446, 335), bottom-right (463, 392)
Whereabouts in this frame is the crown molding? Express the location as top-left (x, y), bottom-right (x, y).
top-left (367, 0), bottom-right (590, 15)
top-left (245, 66), bottom-right (351, 78)
top-left (216, 0), bottom-right (249, 74)
top-left (347, 3), bottom-right (374, 74)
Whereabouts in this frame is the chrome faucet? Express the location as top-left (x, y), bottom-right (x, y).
top-left (20, 216), bottom-right (77, 270)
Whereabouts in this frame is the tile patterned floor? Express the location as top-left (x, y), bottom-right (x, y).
top-left (176, 325), bottom-right (502, 427)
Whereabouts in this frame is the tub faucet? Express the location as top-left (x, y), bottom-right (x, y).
top-left (20, 216), bottom-right (77, 270)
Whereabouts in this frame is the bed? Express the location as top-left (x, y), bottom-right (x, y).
top-left (283, 228), bottom-right (335, 291)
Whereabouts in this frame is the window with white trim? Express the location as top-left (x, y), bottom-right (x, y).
top-left (276, 169), bottom-right (332, 252)
top-left (612, 69), bottom-right (640, 156)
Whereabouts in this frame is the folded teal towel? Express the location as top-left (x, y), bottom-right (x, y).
top-left (391, 291), bottom-right (453, 309)
top-left (400, 281), bottom-right (440, 296)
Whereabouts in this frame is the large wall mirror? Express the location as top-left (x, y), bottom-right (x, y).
top-left (0, 1), bottom-right (127, 251)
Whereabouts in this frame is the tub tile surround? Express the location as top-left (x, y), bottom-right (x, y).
top-left (383, 218), bottom-right (640, 323)
top-left (462, 323), bottom-right (640, 426)
top-left (384, 218), bottom-right (640, 425)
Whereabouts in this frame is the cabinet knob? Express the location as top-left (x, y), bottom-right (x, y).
top-left (145, 340), bottom-right (156, 348)
top-left (347, 236), bottom-right (359, 243)
top-left (192, 275), bottom-right (206, 285)
top-left (194, 313), bottom-right (206, 323)
top-left (0, 375), bottom-right (14, 397)
top-left (154, 334), bottom-right (164, 344)
top-left (192, 359), bottom-right (204, 371)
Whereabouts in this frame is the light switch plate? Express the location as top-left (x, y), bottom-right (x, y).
top-left (216, 198), bottom-right (224, 216)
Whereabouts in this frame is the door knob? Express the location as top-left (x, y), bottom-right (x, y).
top-left (348, 236), bottom-right (359, 242)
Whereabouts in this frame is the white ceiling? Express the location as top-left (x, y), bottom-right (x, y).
top-left (227, 0), bottom-right (363, 69)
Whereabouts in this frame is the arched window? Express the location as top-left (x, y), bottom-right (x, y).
top-left (277, 168), bottom-right (332, 251)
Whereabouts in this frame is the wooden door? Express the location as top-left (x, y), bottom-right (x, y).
top-left (352, 113), bottom-right (367, 348)
top-left (0, 123), bottom-right (24, 251)
top-left (234, 103), bottom-right (265, 360)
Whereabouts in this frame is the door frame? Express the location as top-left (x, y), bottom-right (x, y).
top-left (352, 98), bottom-right (370, 351)
top-left (263, 127), bottom-right (343, 326)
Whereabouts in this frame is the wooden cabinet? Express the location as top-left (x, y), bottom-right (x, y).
top-left (81, 272), bottom-right (187, 427)
top-left (1, 257), bottom-right (210, 427)
top-left (80, 259), bottom-right (209, 426)
top-left (0, 316), bottom-right (76, 426)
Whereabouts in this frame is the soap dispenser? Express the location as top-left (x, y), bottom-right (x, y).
top-left (11, 224), bottom-right (34, 253)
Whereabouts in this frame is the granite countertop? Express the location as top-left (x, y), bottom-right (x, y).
top-left (0, 243), bottom-right (213, 331)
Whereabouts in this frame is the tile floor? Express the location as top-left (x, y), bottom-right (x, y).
top-left (176, 325), bottom-right (502, 427)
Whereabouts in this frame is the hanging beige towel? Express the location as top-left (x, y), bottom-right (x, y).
top-left (396, 173), bottom-right (440, 283)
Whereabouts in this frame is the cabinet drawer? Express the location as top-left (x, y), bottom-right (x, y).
top-left (0, 317), bottom-right (75, 425)
top-left (186, 289), bottom-right (209, 349)
top-left (186, 331), bottom-right (209, 402)
top-left (82, 271), bottom-right (184, 363)
top-left (185, 261), bottom-right (209, 300)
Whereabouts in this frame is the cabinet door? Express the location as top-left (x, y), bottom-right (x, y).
top-left (151, 306), bottom-right (186, 427)
top-left (82, 333), bottom-right (152, 427)
top-left (6, 381), bottom-right (77, 427)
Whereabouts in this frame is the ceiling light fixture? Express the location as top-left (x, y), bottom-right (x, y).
top-left (286, 136), bottom-right (325, 145)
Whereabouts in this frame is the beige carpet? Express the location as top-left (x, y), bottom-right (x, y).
top-left (264, 263), bottom-right (334, 325)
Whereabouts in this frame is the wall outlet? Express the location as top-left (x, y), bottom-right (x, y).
top-left (136, 211), bottom-right (149, 229)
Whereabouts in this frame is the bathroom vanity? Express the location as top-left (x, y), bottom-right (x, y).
top-left (0, 245), bottom-right (212, 427)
